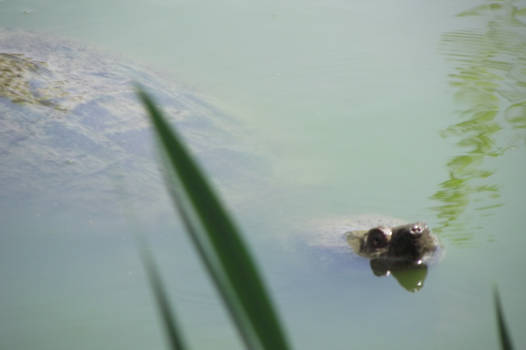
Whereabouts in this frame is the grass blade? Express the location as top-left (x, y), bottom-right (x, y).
top-left (158, 162), bottom-right (257, 349)
top-left (137, 236), bottom-right (188, 350)
top-left (136, 86), bottom-right (290, 350)
top-left (494, 286), bottom-right (514, 350)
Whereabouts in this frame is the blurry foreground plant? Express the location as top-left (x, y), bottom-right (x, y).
top-left (136, 87), bottom-right (290, 350)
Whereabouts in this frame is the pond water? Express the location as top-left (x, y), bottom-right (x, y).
top-left (1, 0), bottom-right (526, 349)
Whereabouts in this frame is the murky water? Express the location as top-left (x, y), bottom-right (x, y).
top-left (1, 0), bottom-right (525, 349)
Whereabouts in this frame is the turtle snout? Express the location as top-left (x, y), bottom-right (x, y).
top-left (409, 222), bottom-right (429, 236)
top-left (388, 222), bottom-right (431, 261)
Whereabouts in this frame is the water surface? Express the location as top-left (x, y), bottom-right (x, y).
top-left (1, 0), bottom-right (525, 349)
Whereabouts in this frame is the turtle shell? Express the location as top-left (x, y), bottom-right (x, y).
top-left (0, 30), bottom-right (269, 216)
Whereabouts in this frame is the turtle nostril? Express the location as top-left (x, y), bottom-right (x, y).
top-left (411, 225), bottom-right (423, 234)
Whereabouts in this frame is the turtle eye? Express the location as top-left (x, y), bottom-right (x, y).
top-left (366, 228), bottom-right (389, 250)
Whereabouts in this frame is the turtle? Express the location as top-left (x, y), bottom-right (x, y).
top-left (0, 29), bottom-right (269, 218)
top-left (346, 221), bottom-right (439, 263)
top-left (0, 30), bottom-right (440, 292)
top-left (308, 214), bottom-right (442, 292)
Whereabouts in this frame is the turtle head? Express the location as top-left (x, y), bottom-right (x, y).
top-left (387, 222), bottom-right (437, 261)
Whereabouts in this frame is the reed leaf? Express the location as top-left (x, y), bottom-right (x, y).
top-left (136, 87), bottom-right (290, 350)
top-left (136, 235), bottom-right (188, 350)
top-left (494, 286), bottom-right (514, 350)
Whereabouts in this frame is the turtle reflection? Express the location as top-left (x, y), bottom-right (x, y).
top-left (369, 259), bottom-right (428, 293)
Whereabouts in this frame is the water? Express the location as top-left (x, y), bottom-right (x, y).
top-left (1, 0), bottom-right (526, 349)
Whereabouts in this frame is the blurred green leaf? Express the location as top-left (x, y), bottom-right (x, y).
top-left (494, 286), bottom-right (514, 350)
top-left (136, 87), bottom-right (290, 350)
top-left (136, 236), bottom-right (188, 350)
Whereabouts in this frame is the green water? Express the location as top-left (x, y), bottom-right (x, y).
top-left (1, 0), bottom-right (526, 349)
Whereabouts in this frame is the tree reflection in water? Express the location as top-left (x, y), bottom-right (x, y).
top-left (432, 0), bottom-right (526, 244)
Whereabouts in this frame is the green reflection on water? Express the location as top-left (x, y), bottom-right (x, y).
top-left (432, 0), bottom-right (526, 243)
